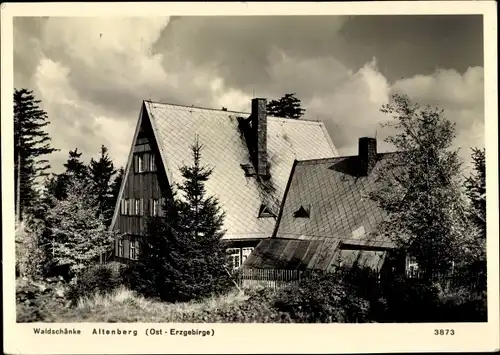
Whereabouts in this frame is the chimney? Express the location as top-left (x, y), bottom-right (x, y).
top-left (358, 137), bottom-right (377, 176)
top-left (251, 98), bottom-right (268, 177)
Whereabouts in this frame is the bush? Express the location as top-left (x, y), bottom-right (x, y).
top-left (273, 270), bottom-right (371, 323)
top-left (382, 276), bottom-right (441, 322)
top-left (16, 277), bottom-right (68, 322)
top-left (67, 263), bottom-right (124, 304)
top-left (438, 289), bottom-right (487, 322)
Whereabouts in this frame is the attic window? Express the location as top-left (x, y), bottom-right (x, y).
top-left (293, 205), bottom-right (311, 218)
top-left (258, 204), bottom-right (276, 218)
top-left (241, 164), bottom-right (256, 177)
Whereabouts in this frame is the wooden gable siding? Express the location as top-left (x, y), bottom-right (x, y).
top-left (114, 110), bottom-right (172, 239)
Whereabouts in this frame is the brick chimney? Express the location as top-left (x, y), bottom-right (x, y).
top-left (251, 98), bottom-right (268, 177)
top-left (358, 137), bottom-right (377, 176)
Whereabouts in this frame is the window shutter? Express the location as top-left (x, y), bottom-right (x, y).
top-left (140, 198), bottom-right (144, 216)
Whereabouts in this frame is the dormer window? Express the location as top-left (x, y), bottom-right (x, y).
top-left (293, 205), bottom-right (311, 218)
top-left (241, 164), bottom-right (256, 177)
top-left (258, 204), bottom-right (276, 218)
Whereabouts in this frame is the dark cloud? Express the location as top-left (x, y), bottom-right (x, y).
top-left (12, 15), bottom-right (484, 173)
top-left (338, 15), bottom-right (484, 81)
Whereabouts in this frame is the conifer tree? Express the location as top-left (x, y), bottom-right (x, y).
top-left (462, 148), bottom-right (486, 288)
top-left (465, 148), bottom-right (486, 238)
top-left (46, 175), bottom-right (117, 280)
top-left (267, 93), bottom-right (306, 119)
top-left (89, 145), bottom-right (117, 225)
top-left (135, 138), bottom-right (229, 302)
top-left (371, 94), bottom-right (469, 279)
top-left (46, 148), bottom-right (88, 200)
top-left (14, 88), bottom-right (58, 221)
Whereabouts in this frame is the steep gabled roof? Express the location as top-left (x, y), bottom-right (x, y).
top-left (244, 152), bottom-right (401, 271)
top-left (272, 153), bottom-right (399, 242)
top-left (112, 100), bottom-right (338, 240)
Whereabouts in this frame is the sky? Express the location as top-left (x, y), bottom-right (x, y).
top-left (13, 15), bottom-right (485, 175)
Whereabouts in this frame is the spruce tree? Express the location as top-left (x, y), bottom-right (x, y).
top-left (267, 93), bottom-right (306, 119)
top-left (462, 148), bottom-right (486, 288)
top-left (89, 145), bottom-right (117, 226)
top-left (14, 88), bottom-right (58, 221)
top-left (371, 94), bottom-right (469, 280)
top-left (136, 138), bottom-right (229, 302)
top-left (47, 148), bottom-right (88, 200)
top-left (465, 148), bottom-right (486, 237)
top-left (46, 175), bottom-right (117, 281)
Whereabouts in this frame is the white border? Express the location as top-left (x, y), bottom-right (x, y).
top-left (2, 2), bottom-right (498, 354)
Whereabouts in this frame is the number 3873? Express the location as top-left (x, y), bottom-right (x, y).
top-left (434, 329), bottom-right (455, 335)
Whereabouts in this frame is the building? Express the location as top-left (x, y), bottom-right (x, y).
top-left (109, 98), bottom-right (338, 267)
top-left (243, 137), bottom-right (405, 274)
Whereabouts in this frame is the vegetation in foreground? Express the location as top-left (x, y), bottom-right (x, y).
top-left (17, 262), bottom-right (487, 323)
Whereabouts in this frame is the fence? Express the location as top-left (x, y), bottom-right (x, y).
top-left (405, 268), bottom-right (485, 294)
top-left (236, 268), bottom-right (304, 290)
top-left (237, 267), bottom-right (485, 294)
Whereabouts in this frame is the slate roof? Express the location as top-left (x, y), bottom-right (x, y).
top-left (243, 153), bottom-right (400, 271)
top-left (143, 101), bottom-right (338, 241)
top-left (242, 237), bottom-right (387, 273)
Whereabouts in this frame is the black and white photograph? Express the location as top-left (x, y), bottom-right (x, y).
top-left (2, 2), bottom-right (499, 354)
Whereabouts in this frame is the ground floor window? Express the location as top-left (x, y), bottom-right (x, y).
top-left (242, 247), bottom-right (254, 262)
top-left (130, 238), bottom-right (140, 260)
top-left (227, 248), bottom-right (241, 270)
top-left (226, 247), bottom-right (255, 270)
top-left (406, 255), bottom-right (419, 278)
top-left (117, 238), bottom-right (124, 257)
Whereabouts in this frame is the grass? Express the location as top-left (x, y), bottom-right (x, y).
top-left (68, 286), bottom-right (249, 322)
top-left (18, 283), bottom-right (256, 323)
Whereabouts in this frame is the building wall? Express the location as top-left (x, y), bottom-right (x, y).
top-left (112, 110), bottom-right (261, 265)
top-left (113, 112), bottom-right (171, 260)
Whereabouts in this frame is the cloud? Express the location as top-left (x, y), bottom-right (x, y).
top-left (14, 16), bottom-right (484, 177)
top-left (391, 66), bottom-right (485, 170)
top-left (33, 56), bottom-right (135, 173)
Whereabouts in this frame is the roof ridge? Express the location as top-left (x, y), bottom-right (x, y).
top-left (144, 99), bottom-right (248, 115)
top-left (296, 151), bottom-right (400, 165)
top-left (144, 100), bottom-right (326, 124)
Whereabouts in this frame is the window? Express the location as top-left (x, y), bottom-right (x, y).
top-left (240, 164), bottom-right (256, 177)
top-left (227, 248), bottom-right (241, 270)
top-left (134, 153), bottom-right (156, 173)
top-left (149, 154), bottom-right (157, 172)
top-left (118, 238), bottom-right (124, 257)
top-left (242, 247), bottom-right (254, 262)
top-left (130, 238), bottom-right (139, 260)
top-left (150, 199), bottom-right (160, 216)
top-left (406, 255), bottom-right (419, 278)
top-left (258, 204), bottom-right (276, 218)
top-left (135, 199), bottom-right (141, 216)
top-left (293, 205), bottom-right (311, 218)
top-left (137, 155), bottom-right (144, 173)
top-left (121, 199), bottom-right (130, 215)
